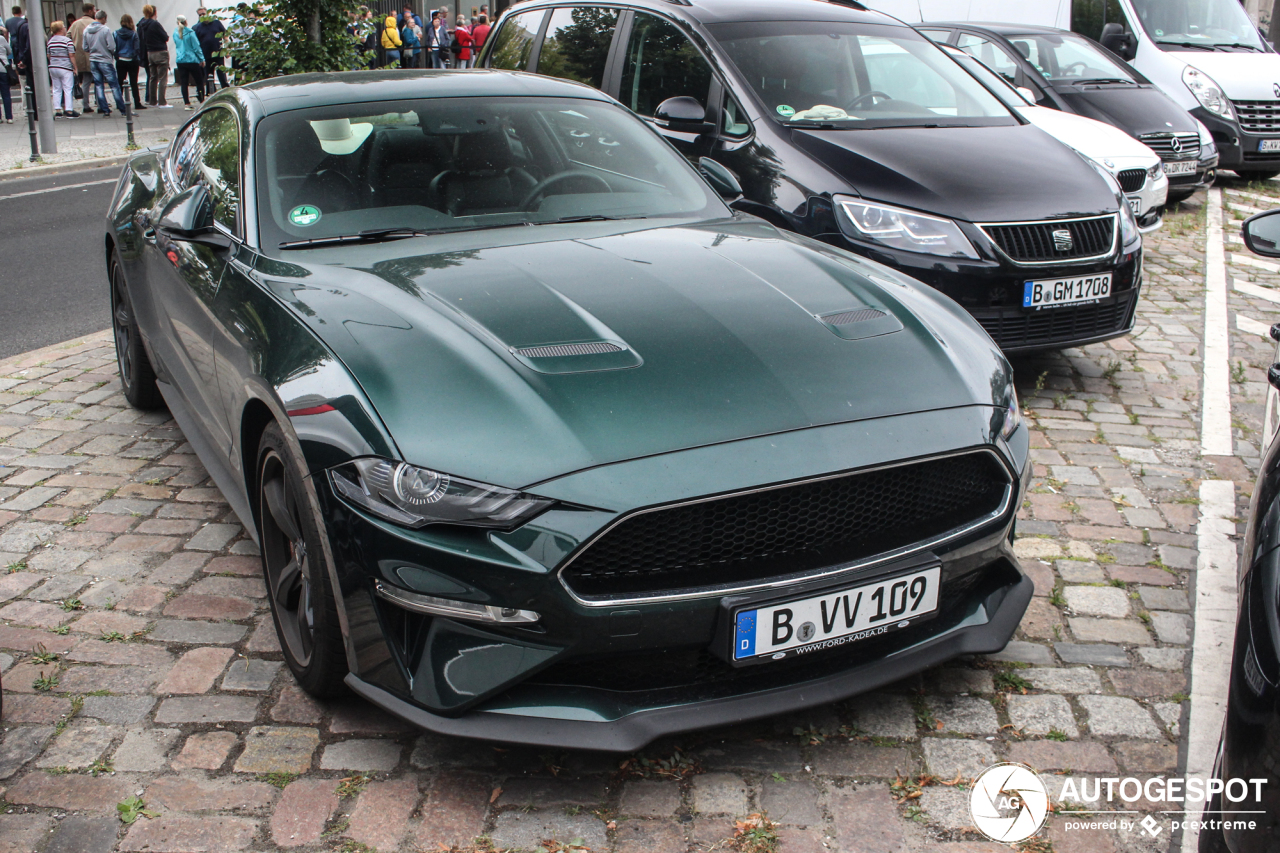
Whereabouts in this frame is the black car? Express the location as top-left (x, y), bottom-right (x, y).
top-left (917, 22), bottom-right (1217, 203)
top-left (1203, 210), bottom-right (1280, 853)
top-left (480, 0), bottom-right (1143, 353)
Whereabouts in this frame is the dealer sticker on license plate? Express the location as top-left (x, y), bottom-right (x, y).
top-left (1260, 139), bottom-right (1280, 153)
top-left (731, 566), bottom-right (940, 662)
top-left (1023, 273), bottom-right (1112, 309)
top-left (1164, 159), bottom-right (1197, 176)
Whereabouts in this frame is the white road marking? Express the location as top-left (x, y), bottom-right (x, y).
top-left (1224, 188), bottom-right (1280, 205)
top-left (1226, 201), bottom-right (1263, 215)
top-left (0, 177), bottom-right (115, 201)
top-left (1229, 253), bottom-right (1280, 274)
top-left (1236, 313), bottom-right (1273, 338)
top-left (1235, 279), bottom-right (1280, 304)
top-left (1202, 189), bottom-right (1234, 456)
top-left (1181, 479), bottom-right (1239, 853)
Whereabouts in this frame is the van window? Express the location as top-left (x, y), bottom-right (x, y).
top-left (722, 92), bottom-right (751, 138)
top-left (536, 7), bottom-right (619, 90)
top-left (956, 33), bottom-right (1021, 86)
top-left (488, 9), bottom-right (547, 70)
top-left (1071, 0), bottom-right (1129, 43)
top-left (619, 12), bottom-right (714, 118)
top-left (1006, 32), bottom-right (1139, 83)
top-left (1129, 0), bottom-right (1265, 50)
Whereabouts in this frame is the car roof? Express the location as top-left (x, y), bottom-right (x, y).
top-left (241, 69), bottom-right (615, 115)
top-left (510, 0), bottom-right (901, 27)
top-left (930, 22), bottom-right (1078, 37)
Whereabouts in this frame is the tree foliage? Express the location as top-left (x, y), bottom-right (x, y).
top-left (216, 0), bottom-right (359, 83)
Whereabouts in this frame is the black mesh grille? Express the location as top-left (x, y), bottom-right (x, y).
top-left (822, 308), bottom-right (886, 326)
top-left (982, 216), bottom-right (1114, 262)
top-left (515, 342), bottom-right (623, 358)
top-left (975, 290), bottom-right (1138, 351)
top-left (561, 453), bottom-right (1009, 598)
top-left (1138, 132), bottom-right (1201, 162)
top-left (1117, 169), bottom-right (1147, 193)
top-left (1235, 100), bottom-right (1280, 135)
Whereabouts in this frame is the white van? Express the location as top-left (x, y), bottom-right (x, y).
top-left (864, 0), bottom-right (1280, 181)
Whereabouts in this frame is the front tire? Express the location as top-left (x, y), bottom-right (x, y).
top-left (1197, 786), bottom-right (1230, 853)
top-left (257, 422), bottom-right (348, 697)
top-left (110, 251), bottom-right (163, 410)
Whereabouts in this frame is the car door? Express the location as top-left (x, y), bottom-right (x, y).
top-left (532, 6), bottom-right (622, 90)
top-left (615, 11), bottom-right (716, 160)
top-left (145, 106), bottom-right (241, 455)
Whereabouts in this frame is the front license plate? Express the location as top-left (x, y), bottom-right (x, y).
top-left (1164, 159), bottom-right (1197, 175)
top-left (1127, 196), bottom-right (1142, 215)
top-left (1023, 273), bottom-right (1112, 309)
top-left (1260, 139), bottom-right (1280, 153)
top-left (731, 566), bottom-right (940, 662)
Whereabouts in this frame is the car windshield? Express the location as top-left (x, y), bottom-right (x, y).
top-left (255, 97), bottom-right (723, 251)
top-left (1130, 0), bottom-right (1266, 50)
top-left (1002, 32), bottom-right (1139, 83)
top-left (710, 21), bottom-right (1013, 128)
top-left (939, 44), bottom-right (1030, 109)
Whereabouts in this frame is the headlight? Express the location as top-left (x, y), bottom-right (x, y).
top-left (330, 458), bottom-right (553, 530)
top-left (1147, 162), bottom-right (1163, 180)
top-left (1183, 65), bottom-right (1232, 119)
top-left (1196, 119), bottom-right (1218, 158)
top-left (999, 384), bottom-right (1021, 440)
top-left (833, 196), bottom-right (979, 259)
top-left (1079, 153), bottom-right (1139, 245)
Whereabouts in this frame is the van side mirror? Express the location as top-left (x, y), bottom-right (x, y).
top-left (698, 157), bottom-right (742, 200)
top-left (1016, 86), bottom-right (1037, 104)
top-left (157, 184), bottom-right (214, 238)
top-left (1244, 210), bottom-right (1280, 258)
top-left (655, 96), bottom-right (715, 135)
top-left (1100, 23), bottom-right (1136, 61)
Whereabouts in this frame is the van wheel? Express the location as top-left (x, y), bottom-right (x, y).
top-left (110, 253), bottom-right (163, 410)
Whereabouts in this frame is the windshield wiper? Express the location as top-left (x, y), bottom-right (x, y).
top-left (279, 222), bottom-right (538, 249)
top-left (539, 214), bottom-right (649, 225)
top-left (1075, 77), bottom-right (1134, 85)
top-left (1214, 42), bottom-right (1263, 51)
top-left (1156, 40), bottom-right (1215, 50)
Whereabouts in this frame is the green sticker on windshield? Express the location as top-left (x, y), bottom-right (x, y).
top-left (289, 204), bottom-right (321, 227)
top-left (776, 104), bottom-right (796, 117)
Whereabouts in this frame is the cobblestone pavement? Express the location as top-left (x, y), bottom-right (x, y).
top-left (0, 179), bottom-right (1278, 852)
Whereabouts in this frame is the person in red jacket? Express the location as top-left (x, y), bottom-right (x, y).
top-left (471, 13), bottom-right (490, 57)
top-left (452, 14), bottom-right (472, 68)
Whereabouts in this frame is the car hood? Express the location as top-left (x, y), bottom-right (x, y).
top-left (1053, 85), bottom-right (1200, 138)
top-left (1170, 52), bottom-right (1280, 101)
top-left (262, 216), bottom-right (1010, 490)
top-left (1015, 105), bottom-right (1160, 166)
top-left (789, 123), bottom-right (1116, 222)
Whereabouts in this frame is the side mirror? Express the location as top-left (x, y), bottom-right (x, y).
top-left (1100, 23), bottom-right (1136, 61)
top-left (157, 184), bottom-right (214, 238)
top-left (1244, 209), bottom-right (1280, 258)
top-left (1015, 86), bottom-right (1037, 105)
top-left (655, 96), bottom-right (714, 135)
top-left (698, 157), bottom-right (742, 200)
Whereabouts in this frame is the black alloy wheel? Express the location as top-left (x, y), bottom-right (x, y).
top-left (110, 252), bottom-right (163, 410)
top-left (257, 422), bottom-right (348, 697)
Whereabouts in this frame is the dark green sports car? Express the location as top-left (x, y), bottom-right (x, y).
top-left (105, 70), bottom-right (1032, 750)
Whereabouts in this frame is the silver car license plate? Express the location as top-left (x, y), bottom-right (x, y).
top-left (1164, 160), bottom-right (1197, 175)
top-left (1023, 273), bottom-right (1112, 309)
top-left (1260, 139), bottom-right (1280, 153)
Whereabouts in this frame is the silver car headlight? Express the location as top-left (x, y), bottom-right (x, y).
top-left (833, 196), bottom-right (979, 259)
top-left (999, 384), bottom-right (1022, 441)
top-left (1183, 66), bottom-right (1232, 120)
top-left (1079, 153), bottom-right (1139, 245)
top-left (1196, 119), bottom-right (1218, 158)
top-left (330, 458), bottom-right (553, 530)
top-left (1147, 162), bottom-right (1163, 180)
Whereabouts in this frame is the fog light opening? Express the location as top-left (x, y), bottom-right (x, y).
top-left (374, 580), bottom-right (540, 624)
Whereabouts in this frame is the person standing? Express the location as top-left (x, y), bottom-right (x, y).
top-left (4, 6), bottom-right (21, 38)
top-left (193, 7), bottom-right (227, 92)
top-left (46, 20), bottom-right (77, 117)
top-left (115, 14), bottom-right (142, 108)
top-left (471, 13), bottom-right (490, 56)
top-left (9, 5), bottom-right (29, 118)
top-left (452, 14), bottom-right (471, 68)
top-left (137, 5), bottom-right (169, 107)
top-left (84, 10), bottom-right (123, 115)
top-left (425, 10), bottom-right (446, 68)
top-left (380, 12), bottom-right (401, 67)
top-left (437, 6), bottom-right (450, 66)
top-left (172, 15), bottom-right (203, 110)
top-left (400, 16), bottom-right (420, 68)
top-left (0, 25), bottom-right (13, 123)
top-left (68, 3), bottom-right (95, 114)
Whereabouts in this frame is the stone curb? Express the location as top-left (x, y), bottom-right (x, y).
top-left (0, 154), bottom-right (130, 182)
top-left (0, 329), bottom-right (112, 372)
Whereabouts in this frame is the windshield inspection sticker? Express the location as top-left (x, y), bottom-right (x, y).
top-left (289, 205), bottom-right (322, 227)
top-left (776, 104), bottom-right (796, 117)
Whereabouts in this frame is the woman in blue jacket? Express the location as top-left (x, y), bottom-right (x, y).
top-left (114, 15), bottom-right (143, 109)
top-left (400, 18), bottom-right (421, 68)
top-left (172, 14), bottom-right (204, 109)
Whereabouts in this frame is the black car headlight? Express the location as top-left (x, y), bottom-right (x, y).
top-left (999, 385), bottom-right (1022, 441)
top-left (833, 196), bottom-right (979, 259)
top-left (329, 458), bottom-right (553, 530)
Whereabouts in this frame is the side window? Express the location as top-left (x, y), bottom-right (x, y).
top-left (197, 108), bottom-right (242, 235)
top-left (488, 10), bottom-right (547, 70)
top-left (917, 28), bottom-right (953, 44)
top-left (722, 92), bottom-right (751, 138)
top-left (170, 121), bottom-right (202, 189)
top-left (1071, 0), bottom-right (1129, 42)
top-left (619, 12), bottom-right (713, 118)
top-left (536, 7), bottom-right (619, 90)
top-left (956, 33), bottom-right (1021, 86)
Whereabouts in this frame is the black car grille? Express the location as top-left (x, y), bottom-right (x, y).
top-left (975, 290), bottom-right (1138, 351)
top-left (1236, 100), bottom-right (1280, 135)
top-left (1139, 132), bottom-right (1201, 162)
top-left (533, 561), bottom-right (1018, 693)
top-left (1117, 169), bottom-right (1147, 193)
top-left (561, 452), bottom-right (1010, 599)
top-left (981, 216), bottom-right (1115, 263)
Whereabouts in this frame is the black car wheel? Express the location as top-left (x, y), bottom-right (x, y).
top-left (258, 422), bottom-right (348, 697)
top-left (110, 252), bottom-right (163, 410)
top-left (1197, 785), bottom-right (1230, 852)
top-left (1237, 170), bottom-right (1280, 183)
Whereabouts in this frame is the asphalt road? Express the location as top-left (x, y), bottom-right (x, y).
top-left (0, 164), bottom-right (122, 359)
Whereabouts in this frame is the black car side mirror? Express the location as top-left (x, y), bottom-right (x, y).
top-left (157, 184), bottom-right (215, 239)
top-left (698, 157), bottom-right (743, 200)
top-left (655, 96), bottom-right (715, 135)
top-left (1100, 23), bottom-right (1136, 61)
top-left (1244, 210), bottom-right (1280, 258)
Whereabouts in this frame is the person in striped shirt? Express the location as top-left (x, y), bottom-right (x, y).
top-left (46, 20), bottom-right (79, 117)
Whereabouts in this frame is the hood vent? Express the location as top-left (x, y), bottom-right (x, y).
top-left (822, 308), bottom-right (887, 326)
top-left (817, 308), bottom-right (903, 341)
top-left (515, 342), bottom-right (624, 358)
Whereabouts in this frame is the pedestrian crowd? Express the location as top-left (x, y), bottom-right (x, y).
top-left (351, 3), bottom-right (490, 70)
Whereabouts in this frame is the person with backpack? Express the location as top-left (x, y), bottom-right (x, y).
top-left (115, 14), bottom-right (142, 109)
top-left (137, 4), bottom-right (170, 107)
top-left (452, 14), bottom-right (472, 68)
top-left (380, 12), bottom-right (401, 68)
top-left (172, 14), bottom-right (204, 109)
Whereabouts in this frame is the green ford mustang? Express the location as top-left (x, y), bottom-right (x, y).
top-left (104, 70), bottom-right (1032, 750)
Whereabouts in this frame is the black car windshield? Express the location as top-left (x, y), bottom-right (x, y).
top-left (1001, 32), bottom-right (1139, 83)
top-left (710, 21), bottom-right (1013, 128)
top-left (1131, 0), bottom-right (1266, 50)
top-left (256, 97), bottom-right (724, 251)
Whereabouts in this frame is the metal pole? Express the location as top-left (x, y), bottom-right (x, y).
top-left (25, 0), bottom-right (56, 154)
top-left (123, 82), bottom-right (135, 149)
top-left (23, 82), bottom-right (38, 161)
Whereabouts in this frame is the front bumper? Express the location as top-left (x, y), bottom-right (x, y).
top-left (1196, 106), bottom-right (1278, 174)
